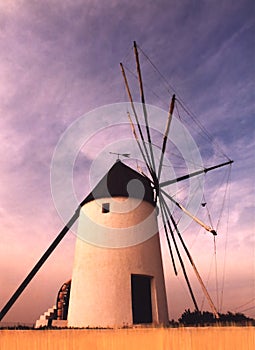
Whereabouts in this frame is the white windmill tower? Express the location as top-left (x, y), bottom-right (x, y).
top-left (67, 160), bottom-right (169, 327)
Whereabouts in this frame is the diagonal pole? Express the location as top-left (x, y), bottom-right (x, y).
top-left (0, 209), bottom-right (80, 321)
top-left (160, 160), bottom-right (234, 188)
top-left (120, 62), bottom-right (153, 175)
top-left (133, 41), bottom-right (156, 174)
top-left (161, 188), bottom-right (217, 235)
top-left (127, 112), bottom-right (153, 179)
top-left (161, 195), bottom-right (219, 318)
top-left (158, 196), bottom-right (177, 275)
top-left (160, 195), bottom-right (199, 311)
top-left (158, 94), bottom-right (175, 181)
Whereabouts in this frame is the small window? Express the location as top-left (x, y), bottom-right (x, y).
top-left (102, 203), bottom-right (110, 213)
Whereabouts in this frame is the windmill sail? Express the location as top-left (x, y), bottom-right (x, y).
top-left (120, 41), bottom-right (234, 319)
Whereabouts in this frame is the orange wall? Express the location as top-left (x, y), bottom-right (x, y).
top-left (0, 327), bottom-right (254, 350)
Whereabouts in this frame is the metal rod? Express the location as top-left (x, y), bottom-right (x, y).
top-left (161, 188), bottom-right (217, 235)
top-left (158, 94), bottom-right (175, 181)
top-left (160, 196), bottom-right (199, 311)
top-left (0, 209), bottom-right (80, 321)
top-left (161, 195), bottom-right (219, 318)
top-left (120, 62), bottom-right (153, 174)
top-left (160, 160), bottom-right (234, 188)
top-left (133, 41), bottom-right (156, 174)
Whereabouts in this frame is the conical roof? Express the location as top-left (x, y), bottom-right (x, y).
top-left (80, 161), bottom-right (155, 206)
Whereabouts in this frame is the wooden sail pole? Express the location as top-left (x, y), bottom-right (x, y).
top-left (161, 188), bottom-right (217, 235)
top-left (158, 94), bottom-right (175, 181)
top-left (159, 197), bottom-right (178, 275)
top-left (161, 196), bottom-right (220, 318)
top-left (0, 209), bottom-right (80, 321)
top-left (160, 160), bottom-right (234, 188)
top-left (133, 41), bottom-right (156, 174)
top-left (120, 63), bottom-right (153, 174)
top-left (160, 196), bottom-right (199, 311)
top-left (127, 112), bottom-right (153, 177)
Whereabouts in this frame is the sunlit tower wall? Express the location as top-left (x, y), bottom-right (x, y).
top-left (67, 161), bottom-right (168, 328)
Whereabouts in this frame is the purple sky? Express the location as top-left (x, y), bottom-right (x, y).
top-left (0, 0), bottom-right (254, 324)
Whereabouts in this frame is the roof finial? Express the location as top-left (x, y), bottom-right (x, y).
top-left (109, 152), bottom-right (130, 162)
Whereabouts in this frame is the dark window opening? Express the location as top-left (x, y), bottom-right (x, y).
top-left (131, 274), bottom-right (152, 324)
top-left (102, 202), bottom-right (110, 213)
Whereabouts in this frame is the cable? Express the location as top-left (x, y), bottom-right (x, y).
top-left (137, 44), bottom-right (178, 96)
top-left (213, 236), bottom-right (219, 311)
top-left (216, 165), bottom-right (232, 230)
top-left (219, 167), bottom-right (232, 311)
top-left (234, 298), bottom-right (255, 311)
top-left (137, 43), bottom-right (231, 162)
top-left (176, 98), bottom-right (231, 161)
top-left (121, 63), bottom-right (169, 107)
top-left (237, 305), bottom-right (255, 313)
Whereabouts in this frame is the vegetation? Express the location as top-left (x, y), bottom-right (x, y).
top-left (0, 324), bottom-right (34, 330)
top-left (178, 309), bottom-right (255, 326)
top-left (0, 310), bottom-right (254, 329)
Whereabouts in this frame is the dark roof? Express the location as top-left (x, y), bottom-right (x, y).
top-left (80, 161), bottom-right (155, 206)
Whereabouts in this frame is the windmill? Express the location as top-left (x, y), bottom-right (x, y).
top-left (0, 41), bottom-right (233, 324)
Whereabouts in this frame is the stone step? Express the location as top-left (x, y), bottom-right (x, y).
top-left (35, 305), bottom-right (57, 327)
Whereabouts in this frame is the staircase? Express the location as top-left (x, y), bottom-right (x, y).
top-left (35, 305), bottom-right (57, 328)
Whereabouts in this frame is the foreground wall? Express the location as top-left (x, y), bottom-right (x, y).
top-left (0, 327), bottom-right (254, 350)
